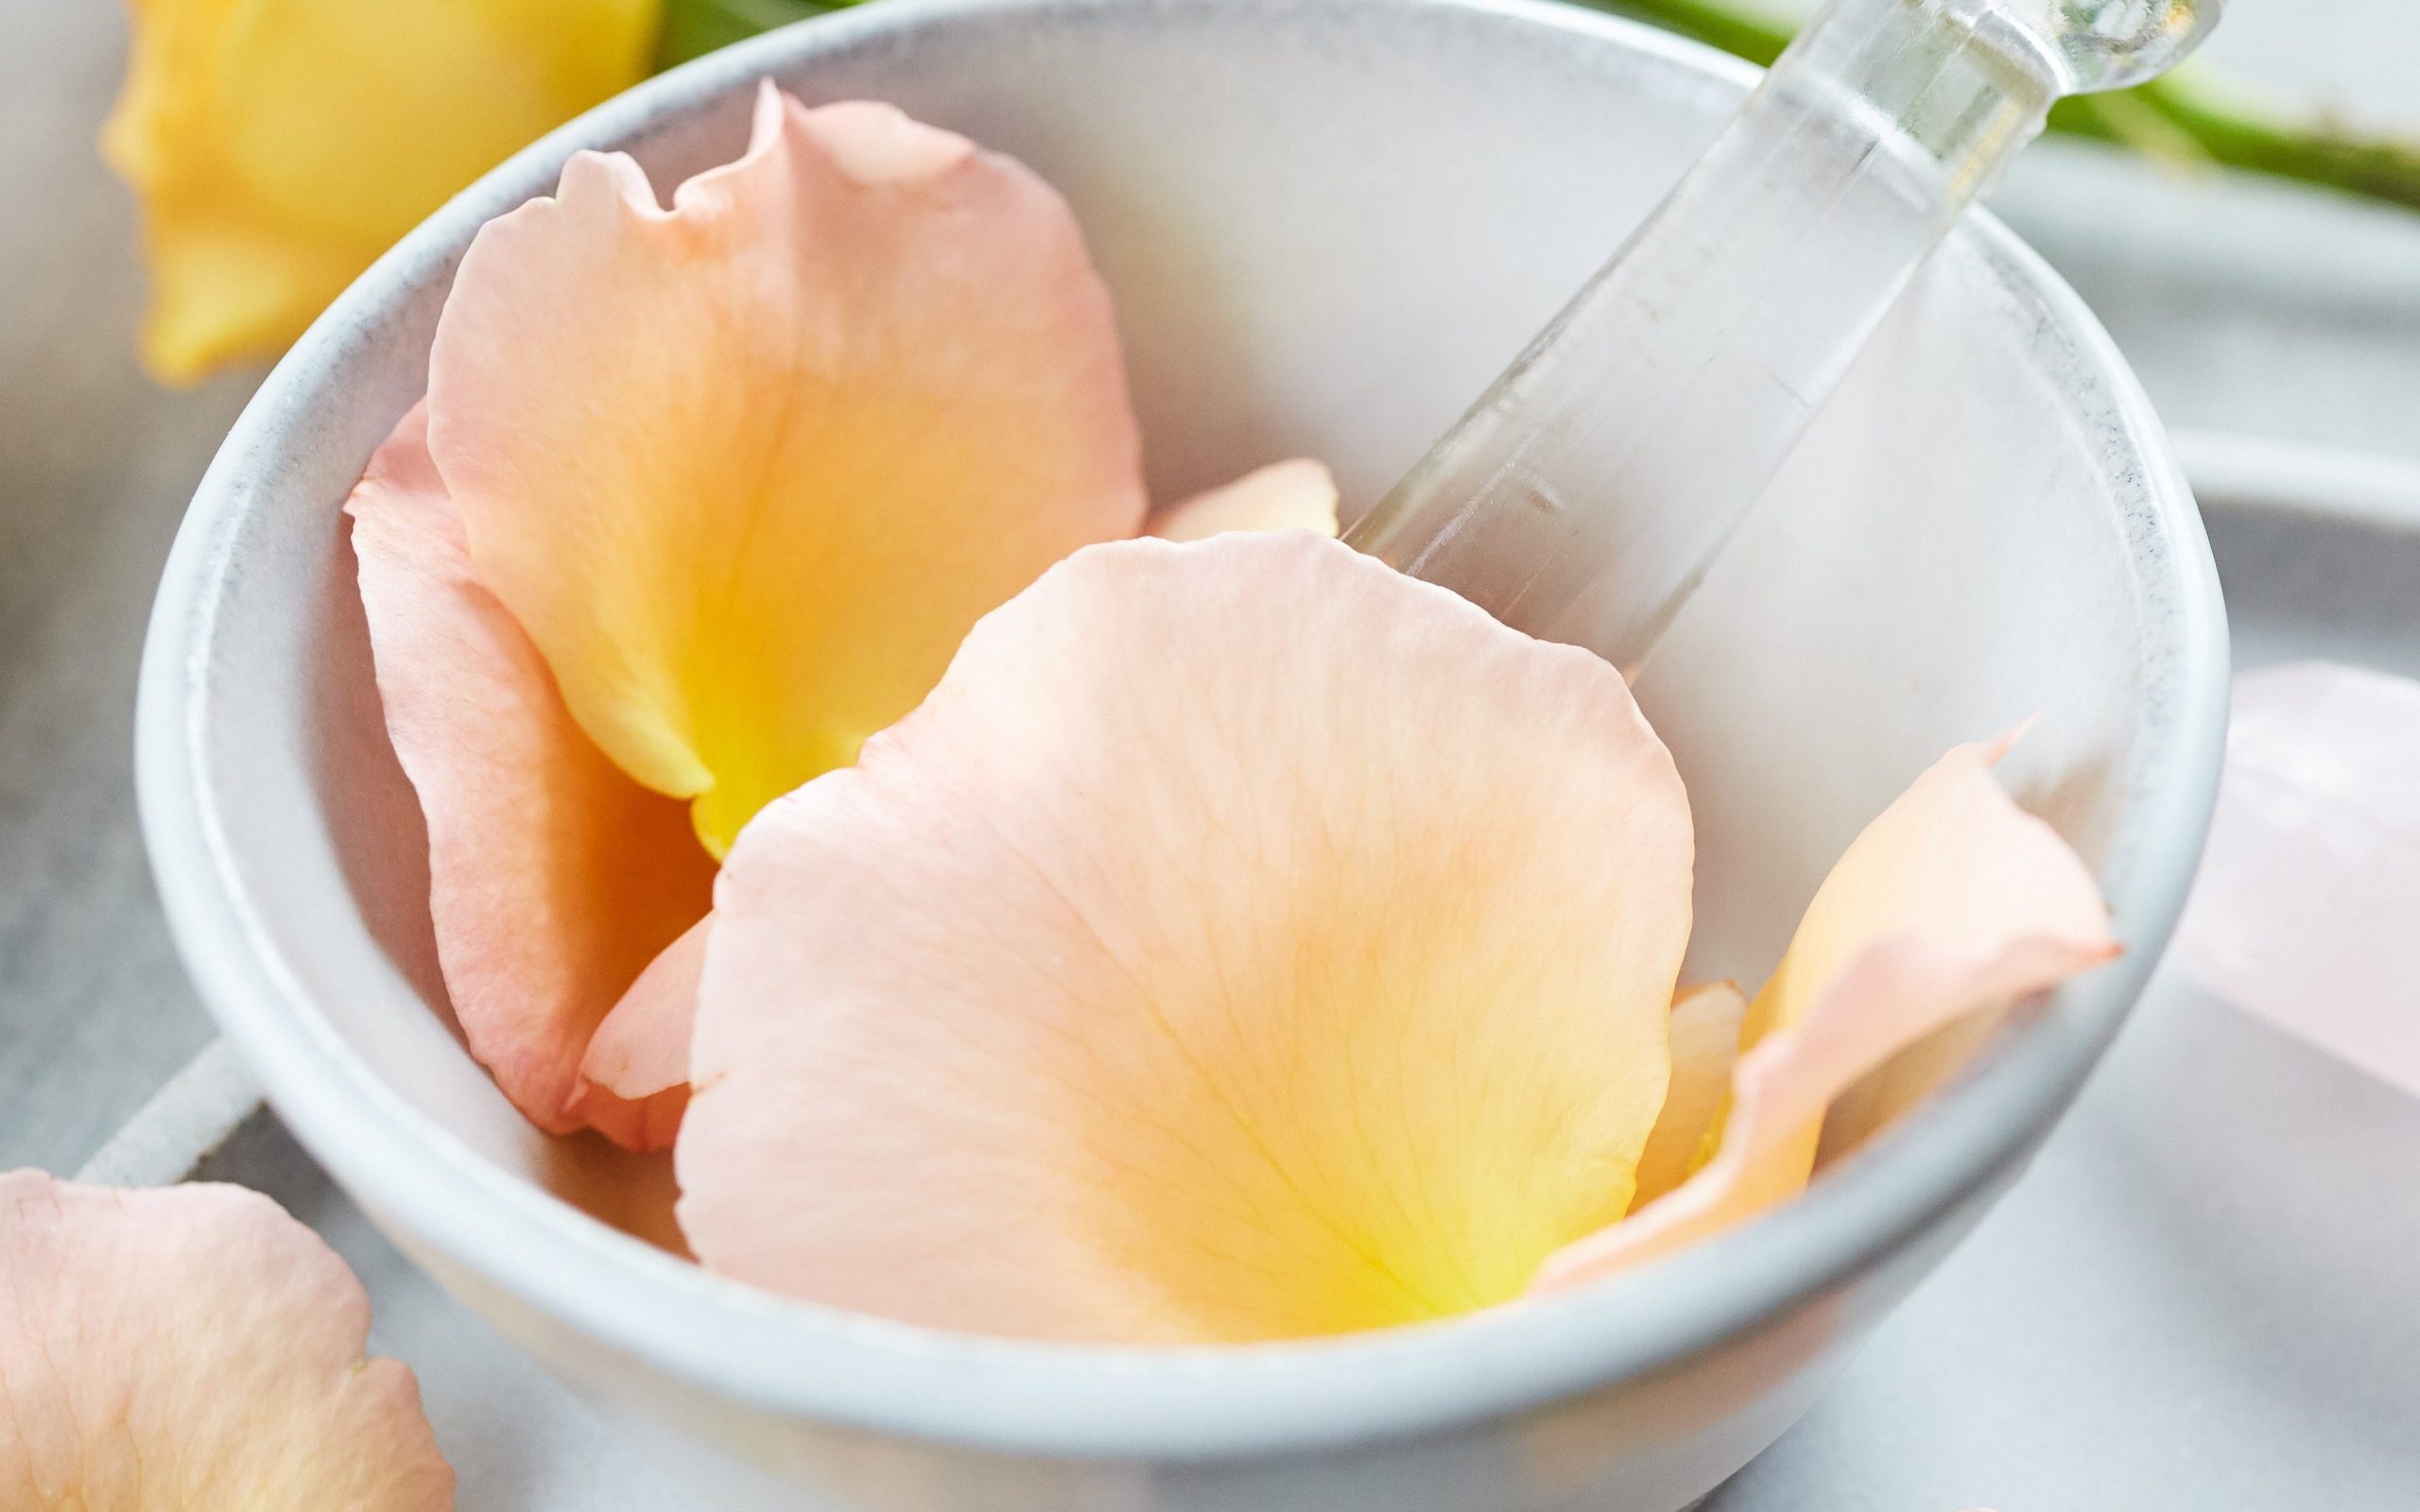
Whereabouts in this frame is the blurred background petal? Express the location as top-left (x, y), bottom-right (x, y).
top-left (104, 0), bottom-right (658, 384)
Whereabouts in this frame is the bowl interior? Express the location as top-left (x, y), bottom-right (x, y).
top-left (143, 0), bottom-right (2223, 1440)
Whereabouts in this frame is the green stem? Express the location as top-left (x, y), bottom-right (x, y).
top-left (1598, 0), bottom-right (1792, 66)
top-left (1586, 0), bottom-right (2420, 213)
top-left (648, 0), bottom-right (2420, 213)
top-left (655, 0), bottom-right (858, 71)
top-left (2055, 74), bottom-right (2420, 211)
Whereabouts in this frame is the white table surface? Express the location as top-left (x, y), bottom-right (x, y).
top-left (4, 1), bottom-right (2417, 1505)
top-left (113, 949), bottom-right (2415, 1510)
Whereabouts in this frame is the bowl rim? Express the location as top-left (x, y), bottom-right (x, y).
top-left (135, 0), bottom-right (2230, 1461)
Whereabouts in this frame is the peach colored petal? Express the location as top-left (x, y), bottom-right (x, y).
top-left (1148, 459), bottom-right (1340, 541)
top-left (566, 1083), bottom-right (688, 1160)
top-left (427, 86), bottom-right (1147, 858)
top-left (1633, 981), bottom-right (1747, 1209)
top-left (1531, 737), bottom-right (2115, 1291)
top-left (348, 404), bottom-right (716, 1143)
top-left (676, 533), bottom-right (1693, 1344)
top-left (1812, 994), bottom-right (2013, 1168)
top-left (574, 915), bottom-right (714, 1153)
top-left (2171, 662), bottom-right (2420, 1099)
top-left (0, 1172), bottom-right (452, 1509)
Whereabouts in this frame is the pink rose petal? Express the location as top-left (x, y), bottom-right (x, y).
top-left (677, 533), bottom-right (1693, 1343)
top-left (0, 1172), bottom-right (452, 1509)
top-left (1532, 737), bottom-right (2116, 1290)
top-left (347, 404), bottom-right (716, 1146)
top-left (2171, 662), bottom-right (2420, 1098)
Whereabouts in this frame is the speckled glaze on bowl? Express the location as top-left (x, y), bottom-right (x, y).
top-left (135, 1), bottom-right (2227, 1507)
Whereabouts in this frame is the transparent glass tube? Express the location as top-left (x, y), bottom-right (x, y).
top-left (1347, 0), bottom-right (2218, 675)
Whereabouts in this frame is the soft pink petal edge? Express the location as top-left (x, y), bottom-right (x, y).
top-left (346, 404), bottom-right (715, 1147)
top-left (1148, 459), bottom-right (1340, 541)
top-left (0, 1172), bottom-right (453, 1509)
top-left (1632, 981), bottom-right (1748, 1210)
top-left (1530, 736), bottom-right (2117, 1291)
top-left (577, 916), bottom-right (712, 1121)
top-left (425, 84), bottom-right (1151, 846)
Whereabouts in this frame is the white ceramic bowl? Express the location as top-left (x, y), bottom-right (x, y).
top-left (136, 1), bottom-right (2228, 1507)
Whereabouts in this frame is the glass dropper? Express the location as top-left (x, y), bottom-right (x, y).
top-left (1347, 0), bottom-right (2221, 675)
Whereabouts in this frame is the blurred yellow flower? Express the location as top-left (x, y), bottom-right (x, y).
top-left (103, 0), bottom-right (660, 385)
